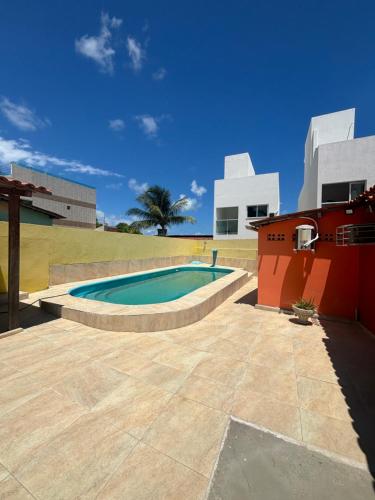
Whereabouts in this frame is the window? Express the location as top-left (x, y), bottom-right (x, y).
top-left (216, 207), bottom-right (238, 235)
top-left (322, 181), bottom-right (366, 205)
top-left (66, 205), bottom-right (71, 210)
top-left (337, 224), bottom-right (375, 246)
top-left (247, 204), bottom-right (268, 218)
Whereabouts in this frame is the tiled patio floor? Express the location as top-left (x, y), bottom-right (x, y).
top-left (0, 277), bottom-right (374, 498)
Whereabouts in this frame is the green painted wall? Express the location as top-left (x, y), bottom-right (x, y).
top-left (0, 201), bottom-right (53, 226)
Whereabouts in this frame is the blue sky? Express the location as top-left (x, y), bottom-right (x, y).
top-left (1, 0), bottom-right (375, 234)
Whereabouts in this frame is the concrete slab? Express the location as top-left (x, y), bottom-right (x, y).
top-left (208, 420), bottom-right (375, 500)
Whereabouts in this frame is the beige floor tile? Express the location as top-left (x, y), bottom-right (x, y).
top-left (297, 377), bottom-right (351, 422)
top-left (0, 338), bottom-right (61, 370)
top-left (68, 337), bottom-right (115, 360)
top-left (238, 363), bottom-right (298, 405)
top-left (294, 347), bottom-right (339, 384)
top-left (132, 361), bottom-right (188, 393)
top-left (52, 362), bottom-right (128, 409)
top-left (21, 350), bottom-right (90, 387)
top-left (219, 327), bottom-right (259, 347)
top-left (232, 389), bottom-right (302, 440)
top-left (0, 332), bottom-right (40, 356)
top-left (0, 371), bottom-right (45, 417)
top-left (205, 338), bottom-right (252, 361)
top-left (152, 343), bottom-right (209, 372)
top-left (0, 362), bottom-right (21, 382)
top-left (97, 347), bottom-right (153, 376)
top-left (121, 336), bottom-right (171, 358)
top-left (94, 331), bottom-right (144, 345)
top-left (0, 462), bottom-right (9, 481)
top-left (0, 390), bottom-right (86, 471)
top-left (192, 354), bottom-right (247, 387)
top-left (178, 374), bottom-right (234, 412)
top-left (300, 409), bottom-right (365, 463)
top-left (15, 413), bottom-right (137, 500)
top-left (251, 333), bottom-right (294, 353)
top-left (248, 345), bottom-right (295, 372)
top-left (97, 442), bottom-right (207, 500)
top-left (0, 474), bottom-right (34, 499)
top-left (144, 396), bottom-right (228, 477)
top-left (93, 377), bottom-right (172, 439)
top-left (179, 330), bottom-right (219, 350)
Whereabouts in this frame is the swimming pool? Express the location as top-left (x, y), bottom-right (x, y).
top-left (69, 266), bottom-right (233, 305)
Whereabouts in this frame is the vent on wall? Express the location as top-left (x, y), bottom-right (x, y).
top-left (336, 224), bottom-right (375, 246)
top-left (267, 233), bottom-right (285, 241)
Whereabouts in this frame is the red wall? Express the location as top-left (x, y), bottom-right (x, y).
top-left (358, 245), bottom-right (375, 333)
top-left (257, 208), bottom-right (374, 327)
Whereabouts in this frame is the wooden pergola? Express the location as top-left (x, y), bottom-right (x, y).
top-left (0, 176), bottom-right (52, 332)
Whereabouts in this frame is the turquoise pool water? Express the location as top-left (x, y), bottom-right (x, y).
top-left (69, 266), bottom-right (233, 305)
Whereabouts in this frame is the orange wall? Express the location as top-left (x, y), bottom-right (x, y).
top-left (358, 245), bottom-right (375, 333)
top-left (257, 209), bottom-right (372, 322)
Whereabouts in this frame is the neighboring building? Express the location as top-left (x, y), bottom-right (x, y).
top-left (0, 194), bottom-right (64, 226)
top-left (213, 153), bottom-right (279, 240)
top-left (298, 108), bottom-right (375, 211)
top-left (7, 163), bottom-right (96, 229)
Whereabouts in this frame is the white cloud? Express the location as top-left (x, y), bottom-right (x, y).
top-left (75, 12), bottom-right (122, 74)
top-left (179, 194), bottom-right (200, 211)
top-left (0, 97), bottom-right (50, 132)
top-left (0, 136), bottom-right (123, 177)
top-left (127, 36), bottom-right (145, 71)
top-left (135, 114), bottom-right (158, 138)
top-left (152, 67), bottom-right (167, 81)
top-left (128, 178), bottom-right (149, 194)
top-left (191, 180), bottom-right (207, 197)
top-left (96, 210), bottom-right (139, 228)
top-left (109, 119), bottom-right (125, 131)
top-left (106, 182), bottom-right (123, 190)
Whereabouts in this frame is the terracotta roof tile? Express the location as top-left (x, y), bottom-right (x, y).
top-left (0, 176), bottom-right (52, 195)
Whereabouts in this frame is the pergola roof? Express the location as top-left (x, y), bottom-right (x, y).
top-left (0, 176), bottom-right (52, 196)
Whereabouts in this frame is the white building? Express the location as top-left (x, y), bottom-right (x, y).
top-left (213, 153), bottom-right (280, 239)
top-left (298, 108), bottom-right (375, 211)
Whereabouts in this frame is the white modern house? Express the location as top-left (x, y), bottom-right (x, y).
top-left (213, 153), bottom-right (280, 239)
top-left (298, 108), bottom-right (375, 211)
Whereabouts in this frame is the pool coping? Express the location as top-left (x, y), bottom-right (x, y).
top-left (40, 264), bottom-right (250, 332)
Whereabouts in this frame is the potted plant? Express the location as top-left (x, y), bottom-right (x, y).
top-left (292, 298), bottom-right (316, 324)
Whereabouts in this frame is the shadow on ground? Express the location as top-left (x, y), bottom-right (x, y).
top-left (0, 301), bottom-right (55, 334)
top-left (235, 288), bottom-right (258, 306)
top-left (319, 319), bottom-right (375, 490)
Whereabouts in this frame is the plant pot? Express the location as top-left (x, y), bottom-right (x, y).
top-left (292, 305), bottom-right (314, 325)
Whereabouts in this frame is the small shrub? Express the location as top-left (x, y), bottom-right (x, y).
top-left (293, 298), bottom-right (316, 311)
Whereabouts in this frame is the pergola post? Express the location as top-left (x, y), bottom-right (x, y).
top-left (7, 194), bottom-right (20, 330)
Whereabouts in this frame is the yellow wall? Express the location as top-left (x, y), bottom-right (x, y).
top-left (194, 239), bottom-right (258, 260)
top-left (0, 222), bottom-right (258, 293)
top-left (0, 222), bottom-right (195, 292)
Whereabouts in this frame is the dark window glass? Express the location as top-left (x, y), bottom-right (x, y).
top-left (257, 204), bottom-right (268, 217)
top-left (247, 206), bottom-right (257, 217)
top-left (350, 181), bottom-right (365, 200)
top-left (216, 207), bottom-right (238, 220)
top-left (247, 205), bottom-right (268, 217)
top-left (322, 183), bottom-right (349, 203)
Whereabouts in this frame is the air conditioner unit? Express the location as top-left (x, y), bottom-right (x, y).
top-left (295, 225), bottom-right (317, 251)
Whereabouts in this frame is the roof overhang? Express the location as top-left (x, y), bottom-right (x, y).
top-left (0, 176), bottom-right (52, 197)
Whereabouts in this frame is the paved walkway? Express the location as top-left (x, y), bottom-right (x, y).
top-left (0, 278), bottom-right (374, 498)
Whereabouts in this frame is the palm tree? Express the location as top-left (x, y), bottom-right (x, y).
top-left (127, 185), bottom-right (196, 236)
